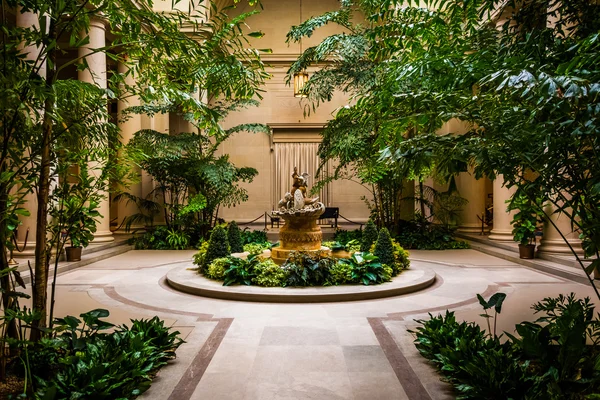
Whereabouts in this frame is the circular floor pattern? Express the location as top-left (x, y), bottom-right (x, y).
top-left (165, 263), bottom-right (437, 303)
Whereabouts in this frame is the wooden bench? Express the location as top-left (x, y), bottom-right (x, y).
top-left (318, 207), bottom-right (339, 228)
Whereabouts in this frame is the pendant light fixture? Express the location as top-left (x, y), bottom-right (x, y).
top-left (293, 0), bottom-right (308, 98)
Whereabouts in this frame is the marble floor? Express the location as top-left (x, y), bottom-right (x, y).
top-left (43, 249), bottom-right (597, 400)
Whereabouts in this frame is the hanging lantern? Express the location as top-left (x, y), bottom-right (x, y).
top-left (293, 71), bottom-right (309, 98)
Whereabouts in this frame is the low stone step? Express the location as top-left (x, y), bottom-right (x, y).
top-left (16, 241), bottom-right (133, 285)
top-left (465, 240), bottom-right (591, 285)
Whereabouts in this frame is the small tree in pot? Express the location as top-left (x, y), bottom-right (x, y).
top-left (61, 198), bottom-right (100, 261)
top-left (507, 188), bottom-right (544, 259)
top-left (51, 168), bottom-right (103, 262)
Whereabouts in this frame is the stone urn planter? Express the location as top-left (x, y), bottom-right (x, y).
top-left (518, 244), bottom-right (536, 259)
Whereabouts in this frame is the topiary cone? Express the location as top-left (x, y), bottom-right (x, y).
top-left (361, 219), bottom-right (378, 253)
top-left (205, 226), bottom-right (230, 267)
top-left (374, 227), bottom-right (395, 266)
top-left (228, 221), bottom-right (244, 253)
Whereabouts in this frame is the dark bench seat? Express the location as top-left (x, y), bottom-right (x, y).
top-left (318, 207), bottom-right (339, 228)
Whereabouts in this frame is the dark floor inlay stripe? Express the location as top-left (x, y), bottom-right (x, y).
top-left (368, 317), bottom-right (432, 400)
top-left (168, 317), bottom-right (234, 400)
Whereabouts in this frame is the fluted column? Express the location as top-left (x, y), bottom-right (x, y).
top-left (115, 61), bottom-right (143, 233)
top-left (78, 18), bottom-right (113, 243)
top-left (14, 9), bottom-right (47, 257)
top-left (538, 202), bottom-right (584, 255)
top-left (488, 176), bottom-right (516, 241)
top-left (456, 169), bottom-right (487, 233)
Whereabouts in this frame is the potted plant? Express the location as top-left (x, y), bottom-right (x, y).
top-left (50, 165), bottom-right (103, 262)
top-left (507, 189), bottom-right (544, 259)
top-left (62, 197), bottom-right (100, 262)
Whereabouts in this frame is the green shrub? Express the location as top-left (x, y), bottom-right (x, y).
top-left (326, 261), bottom-right (353, 285)
top-left (130, 226), bottom-right (170, 250)
top-left (206, 257), bottom-right (230, 280)
top-left (361, 220), bottom-right (378, 252)
top-left (411, 293), bottom-right (600, 399)
top-left (342, 252), bottom-right (390, 285)
top-left (192, 241), bottom-right (210, 272)
top-left (346, 240), bottom-right (361, 253)
top-left (222, 255), bottom-right (258, 286)
top-left (205, 226), bottom-right (230, 267)
top-left (374, 227), bottom-right (395, 267)
top-left (334, 228), bottom-right (362, 245)
top-left (253, 259), bottom-right (288, 287)
top-left (33, 310), bottom-right (183, 399)
top-left (322, 241), bottom-right (337, 249)
top-left (227, 221), bottom-right (244, 253)
top-left (324, 239), bottom-right (360, 253)
top-left (240, 228), bottom-right (268, 245)
top-left (391, 240), bottom-right (410, 274)
top-left (396, 219), bottom-right (469, 250)
top-left (283, 251), bottom-right (335, 287)
top-left (243, 242), bottom-right (271, 254)
top-left (166, 228), bottom-right (190, 250)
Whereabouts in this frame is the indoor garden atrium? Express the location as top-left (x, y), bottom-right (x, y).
top-left (0, 0), bottom-right (599, 398)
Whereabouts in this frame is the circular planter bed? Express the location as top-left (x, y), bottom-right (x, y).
top-left (166, 263), bottom-right (436, 303)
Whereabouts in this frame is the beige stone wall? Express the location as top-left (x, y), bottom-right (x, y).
top-left (216, 0), bottom-right (371, 223)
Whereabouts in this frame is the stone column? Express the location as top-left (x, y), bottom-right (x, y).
top-left (78, 18), bottom-right (113, 243)
top-left (538, 202), bottom-right (584, 255)
top-left (456, 170), bottom-right (487, 233)
top-left (115, 61), bottom-right (143, 233)
top-left (488, 176), bottom-right (517, 241)
top-left (14, 9), bottom-right (47, 257)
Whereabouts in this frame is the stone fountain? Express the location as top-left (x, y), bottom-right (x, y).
top-left (270, 167), bottom-right (331, 265)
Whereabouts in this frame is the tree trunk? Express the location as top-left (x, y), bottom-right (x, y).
top-left (419, 181), bottom-right (425, 217)
top-left (30, 40), bottom-right (56, 342)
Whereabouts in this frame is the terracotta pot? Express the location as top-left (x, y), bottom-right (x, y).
top-left (518, 244), bottom-right (535, 259)
top-left (65, 246), bottom-right (83, 262)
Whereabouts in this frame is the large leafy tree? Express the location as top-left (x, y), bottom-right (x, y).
top-left (286, 0), bottom-right (479, 230)
top-left (373, 0), bottom-right (600, 295)
top-left (0, 0), bottom-right (268, 339)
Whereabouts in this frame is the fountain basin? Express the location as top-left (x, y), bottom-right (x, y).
top-left (271, 202), bottom-right (331, 264)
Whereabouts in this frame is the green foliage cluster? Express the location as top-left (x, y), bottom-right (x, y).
top-left (24, 310), bottom-right (182, 399)
top-left (396, 219), bottom-right (469, 250)
top-left (325, 261), bottom-right (354, 285)
top-left (206, 257), bottom-right (230, 280)
top-left (411, 293), bottom-right (600, 399)
top-left (204, 254), bottom-right (281, 287)
top-left (283, 251), bottom-right (336, 287)
top-left (322, 239), bottom-right (360, 252)
top-left (340, 252), bottom-right (392, 286)
top-left (243, 242), bottom-right (271, 255)
top-left (240, 229), bottom-right (269, 245)
top-left (129, 226), bottom-right (192, 250)
top-left (391, 241), bottom-right (411, 274)
top-left (252, 259), bottom-right (287, 287)
top-left (204, 226), bottom-right (230, 268)
top-left (227, 221), bottom-right (244, 253)
top-left (202, 250), bottom-right (404, 288)
top-left (361, 220), bottom-right (378, 252)
top-left (192, 241), bottom-right (210, 270)
top-left (333, 229), bottom-right (362, 245)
